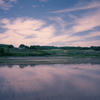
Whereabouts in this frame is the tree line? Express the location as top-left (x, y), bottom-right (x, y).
top-left (19, 44), bottom-right (100, 50)
top-left (0, 44), bottom-right (100, 56)
top-left (19, 44), bottom-right (100, 51)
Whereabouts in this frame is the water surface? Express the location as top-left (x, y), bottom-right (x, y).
top-left (0, 64), bottom-right (100, 100)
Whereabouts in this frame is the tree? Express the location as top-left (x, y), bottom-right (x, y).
top-left (19, 44), bottom-right (26, 49)
top-left (0, 47), bottom-right (4, 53)
top-left (0, 47), bottom-right (6, 56)
top-left (8, 45), bottom-right (14, 49)
top-left (30, 46), bottom-right (37, 50)
top-left (19, 44), bottom-right (29, 49)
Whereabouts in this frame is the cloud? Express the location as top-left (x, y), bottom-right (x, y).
top-left (0, 16), bottom-right (100, 47)
top-left (9, 0), bottom-right (17, 2)
top-left (39, 0), bottom-right (48, 2)
top-left (85, 31), bottom-right (100, 38)
top-left (67, 40), bottom-right (100, 47)
top-left (48, 8), bottom-right (100, 46)
top-left (0, 17), bottom-right (56, 46)
top-left (0, 7), bottom-right (100, 47)
top-left (71, 9), bottom-right (100, 33)
top-left (48, 17), bottom-right (67, 29)
top-left (30, 25), bottom-right (56, 45)
top-left (64, 31), bottom-right (100, 47)
top-left (0, 0), bottom-right (17, 10)
top-left (0, 17), bottom-right (45, 30)
top-left (32, 5), bottom-right (38, 8)
top-left (48, 12), bottom-right (100, 38)
top-left (50, 1), bottom-right (100, 13)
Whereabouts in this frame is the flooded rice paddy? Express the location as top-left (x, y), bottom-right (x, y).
top-left (0, 64), bottom-right (100, 100)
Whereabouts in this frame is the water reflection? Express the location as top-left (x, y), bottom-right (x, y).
top-left (0, 64), bottom-right (100, 100)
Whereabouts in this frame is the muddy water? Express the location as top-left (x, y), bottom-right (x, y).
top-left (0, 64), bottom-right (100, 100)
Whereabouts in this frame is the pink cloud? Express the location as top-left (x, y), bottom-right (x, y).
top-left (0, 0), bottom-right (17, 10)
top-left (50, 1), bottom-right (100, 13)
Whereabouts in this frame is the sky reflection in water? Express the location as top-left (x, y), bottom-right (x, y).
top-left (0, 64), bottom-right (100, 100)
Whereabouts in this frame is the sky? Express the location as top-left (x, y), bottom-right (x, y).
top-left (0, 0), bottom-right (100, 47)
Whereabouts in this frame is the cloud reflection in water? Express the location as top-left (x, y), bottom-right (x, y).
top-left (0, 64), bottom-right (100, 100)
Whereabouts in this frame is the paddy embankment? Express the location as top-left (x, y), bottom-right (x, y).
top-left (0, 56), bottom-right (100, 65)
